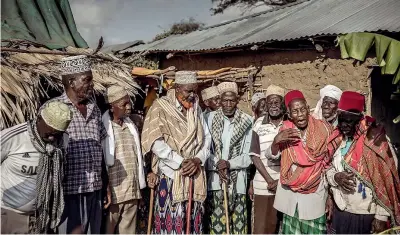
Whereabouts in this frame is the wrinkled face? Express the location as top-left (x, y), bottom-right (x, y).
top-left (68, 72), bottom-right (94, 102)
top-left (221, 91), bottom-right (238, 117)
top-left (204, 95), bottom-right (221, 111)
top-left (337, 111), bottom-right (362, 137)
top-left (322, 96), bottom-right (339, 120)
top-left (266, 95), bottom-right (284, 117)
top-left (176, 83), bottom-right (198, 108)
top-left (254, 98), bottom-right (267, 118)
top-left (288, 99), bottom-right (309, 129)
top-left (111, 95), bottom-right (133, 120)
top-left (36, 117), bottom-right (65, 143)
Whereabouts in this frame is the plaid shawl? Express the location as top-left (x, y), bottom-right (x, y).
top-left (327, 117), bottom-right (400, 226)
top-left (280, 116), bottom-right (333, 194)
top-left (141, 89), bottom-right (207, 203)
top-left (210, 108), bottom-right (252, 209)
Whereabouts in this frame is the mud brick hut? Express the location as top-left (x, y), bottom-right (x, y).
top-left (122, 0), bottom-right (400, 148)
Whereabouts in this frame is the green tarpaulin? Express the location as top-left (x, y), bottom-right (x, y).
top-left (1, 0), bottom-right (88, 49)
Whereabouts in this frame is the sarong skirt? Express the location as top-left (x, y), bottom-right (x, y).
top-left (153, 174), bottom-right (204, 235)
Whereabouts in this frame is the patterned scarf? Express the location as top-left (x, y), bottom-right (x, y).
top-left (280, 116), bottom-right (333, 194)
top-left (141, 89), bottom-right (207, 203)
top-left (27, 120), bottom-right (65, 233)
top-left (210, 109), bottom-right (252, 209)
top-left (327, 117), bottom-right (400, 226)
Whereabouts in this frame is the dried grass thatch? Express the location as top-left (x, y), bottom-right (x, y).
top-left (1, 44), bottom-right (140, 130)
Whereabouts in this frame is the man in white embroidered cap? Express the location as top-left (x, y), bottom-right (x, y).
top-left (141, 71), bottom-right (211, 234)
top-left (201, 86), bottom-right (220, 119)
top-left (1, 101), bottom-right (72, 234)
top-left (43, 55), bottom-right (108, 234)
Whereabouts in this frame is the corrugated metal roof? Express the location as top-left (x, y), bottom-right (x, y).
top-left (101, 40), bottom-right (144, 54)
top-left (123, 0), bottom-right (400, 53)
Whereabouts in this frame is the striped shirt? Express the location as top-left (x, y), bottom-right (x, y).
top-left (46, 93), bottom-right (107, 195)
top-left (108, 122), bottom-right (141, 204)
top-left (250, 116), bottom-right (282, 196)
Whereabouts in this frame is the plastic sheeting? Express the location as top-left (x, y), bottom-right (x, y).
top-left (1, 0), bottom-right (88, 49)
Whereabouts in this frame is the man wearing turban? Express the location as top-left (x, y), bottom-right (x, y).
top-left (1, 101), bottom-right (72, 233)
top-left (313, 85), bottom-right (343, 127)
top-left (266, 90), bottom-right (333, 234)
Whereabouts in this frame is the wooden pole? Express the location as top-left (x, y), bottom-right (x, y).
top-left (186, 177), bottom-right (194, 234)
top-left (223, 182), bottom-right (230, 235)
top-left (147, 188), bottom-right (155, 235)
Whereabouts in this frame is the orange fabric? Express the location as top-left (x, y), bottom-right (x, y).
top-left (280, 116), bottom-right (333, 194)
top-left (328, 118), bottom-right (400, 226)
top-left (131, 67), bottom-right (160, 76)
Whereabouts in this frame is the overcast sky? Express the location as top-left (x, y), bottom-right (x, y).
top-left (69, 0), bottom-right (269, 47)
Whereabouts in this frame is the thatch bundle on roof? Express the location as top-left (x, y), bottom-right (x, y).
top-left (1, 42), bottom-right (140, 130)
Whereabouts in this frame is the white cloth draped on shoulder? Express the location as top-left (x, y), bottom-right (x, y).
top-left (102, 110), bottom-right (146, 189)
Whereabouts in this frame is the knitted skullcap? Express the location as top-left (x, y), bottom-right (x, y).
top-left (105, 85), bottom-right (129, 104)
top-left (40, 101), bottom-right (73, 131)
top-left (201, 86), bottom-right (220, 101)
top-left (60, 55), bottom-right (92, 76)
top-left (218, 82), bottom-right (238, 95)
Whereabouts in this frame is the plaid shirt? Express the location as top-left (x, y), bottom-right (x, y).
top-left (48, 93), bottom-right (106, 195)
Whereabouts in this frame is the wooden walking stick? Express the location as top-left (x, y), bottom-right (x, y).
top-left (223, 170), bottom-right (230, 235)
top-left (147, 188), bottom-right (155, 235)
top-left (186, 177), bottom-right (194, 234)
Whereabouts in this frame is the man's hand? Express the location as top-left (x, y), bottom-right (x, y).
top-left (104, 185), bottom-right (112, 209)
top-left (248, 180), bottom-right (254, 201)
top-left (147, 172), bottom-right (159, 189)
top-left (216, 159), bottom-right (230, 170)
top-left (334, 172), bottom-right (356, 193)
top-left (181, 158), bottom-right (201, 177)
top-left (371, 219), bottom-right (387, 233)
top-left (267, 179), bottom-right (278, 193)
top-left (273, 129), bottom-right (301, 145)
top-left (218, 168), bottom-right (229, 183)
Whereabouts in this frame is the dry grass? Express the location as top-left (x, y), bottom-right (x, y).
top-left (1, 46), bottom-right (140, 130)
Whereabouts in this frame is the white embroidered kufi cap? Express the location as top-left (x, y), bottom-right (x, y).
top-left (251, 92), bottom-right (266, 107)
top-left (60, 55), bottom-right (92, 76)
top-left (201, 86), bottom-right (220, 101)
top-left (40, 101), bottom-right (73, 131)
top-left (105, 85), bottom-right (129, 104)
top-left (175, 71), bottom-right (198, 84)
top-left (217, 82), bottom-right (238, 95)
top-left (266, 85), bottom-right (285, 97)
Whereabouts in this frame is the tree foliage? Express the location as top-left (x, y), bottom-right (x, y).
top-left (210, 0), bottom-right (297, 15)
top-left (153, 17), bottom-right (205, 42)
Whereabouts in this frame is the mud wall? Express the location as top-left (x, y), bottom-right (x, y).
top-left (160, 48), bottom-right (373, 114)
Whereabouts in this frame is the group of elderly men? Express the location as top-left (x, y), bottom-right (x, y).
top-left (1, 54), bottom-right (399, 235)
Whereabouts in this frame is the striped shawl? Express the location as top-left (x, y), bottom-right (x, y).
top-left (141, 89), bottom-right (207, 203)
top-left (210, 108), bottom-right (252, 209)
top-left (327, 118), bottom-right (400, 226)
top-left (280, 116), bottom-right (333, 194)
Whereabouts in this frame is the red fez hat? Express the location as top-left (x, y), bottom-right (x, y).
top-left (285, 90), bottom-right (305, 107)
top-left (338, 91), bottom-right (365, 112)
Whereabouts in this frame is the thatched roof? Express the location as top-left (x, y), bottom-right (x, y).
top-left (1, 43), bottom-right (140, 130)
